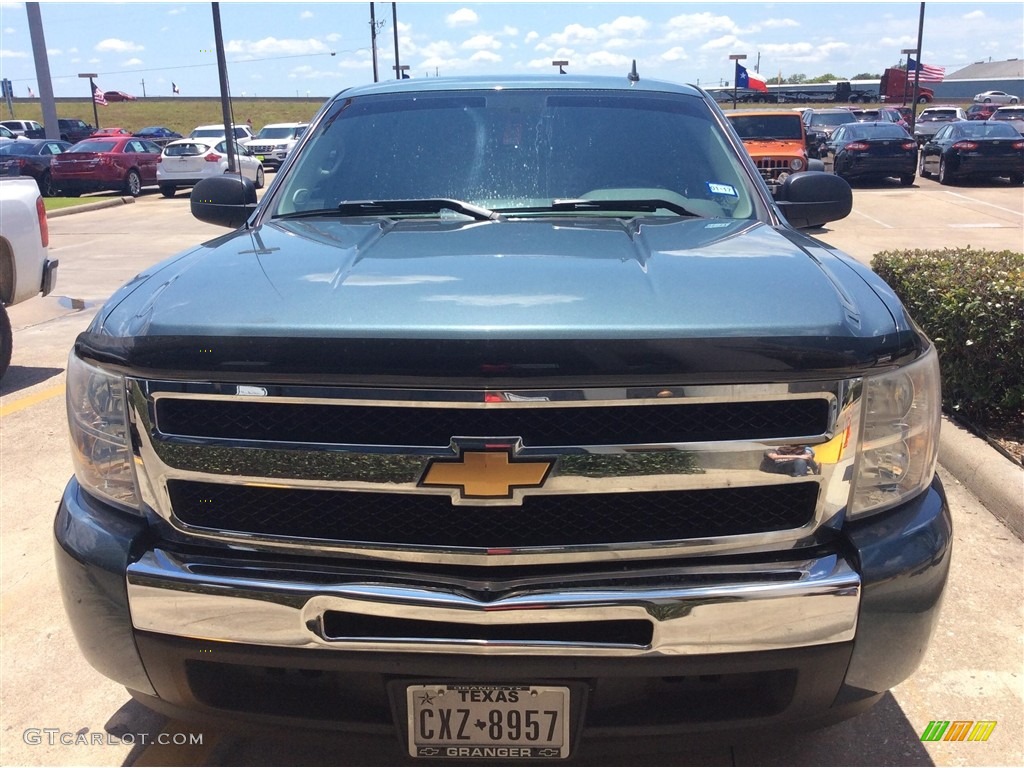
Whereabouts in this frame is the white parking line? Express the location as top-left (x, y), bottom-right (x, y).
top-left (947, 223), bottom-right (1009, 228)
top-left (942, 191), bottom-right (1024, 217)
top-left (851, 209), bottom-right (894, 229)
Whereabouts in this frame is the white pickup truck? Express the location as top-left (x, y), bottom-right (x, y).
top-left (0, 177), bottom-right (59, 378)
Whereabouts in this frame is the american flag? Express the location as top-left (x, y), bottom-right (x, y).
top-left (907, 56), bottom-right (946, 82)
top-left (93, 85), bottom-right (107, 106)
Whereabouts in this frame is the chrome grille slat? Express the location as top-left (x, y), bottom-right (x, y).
top-left (128, 379), bottom-right (861, 564)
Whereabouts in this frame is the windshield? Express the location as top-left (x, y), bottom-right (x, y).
top-left (728, 115), bottom-right (803, 140)
top-left (961, 122), bottom-right (1020, 137)
top-left (190, 128), bottom-right (226, 138)
top-left (68, 140), bottom-right (116, 152)
top-left (257, 127), bottom-right (302, 139)
top-left (808, 112), bottom-right (857, 128)
top-left (843, 124), bottom-right (910, 140)
top-left (0, 142), bottom-right (35, 156)
top-left (274, 89), bottom-right (754, 220)
top-left (992, 109), bottom-right (1024, 121)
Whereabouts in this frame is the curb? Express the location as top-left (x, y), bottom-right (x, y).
top-left (47, 196), bottom-right (135, 217)
top-left (938, 415), bottom-right (1023, 540)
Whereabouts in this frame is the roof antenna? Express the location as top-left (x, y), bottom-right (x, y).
top-left (627, 60), bottom-right (640, 84)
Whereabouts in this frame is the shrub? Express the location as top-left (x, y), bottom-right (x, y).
top-left (871, 248), bottom-right (1024, 428)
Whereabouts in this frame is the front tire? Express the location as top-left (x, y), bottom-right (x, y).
top-left (159, 185), bottom-right (176, 198)
top-left (124, 169), bottom-right (142, 197)
top-left (255, 166), bottom-right (265, 189)
top-left (0, 304), bottom-right (12, 381)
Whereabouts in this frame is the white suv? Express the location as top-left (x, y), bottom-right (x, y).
top-left (188, 124), bottom-right (255, 143)
top-left (241, 122), bottom-right (307, 170)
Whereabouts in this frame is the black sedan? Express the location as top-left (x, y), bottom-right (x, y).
top-left (133, 125), bottom-right (183, 146)
top-left (821, 121), bottom-right (918, 186)
top-left (920, 121), bottom-right (1024, 185)
top-left (0, 138), bottom-right (71, 196)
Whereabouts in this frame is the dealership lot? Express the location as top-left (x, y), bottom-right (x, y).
top-left (1, 177), bottom-right (1021, 766)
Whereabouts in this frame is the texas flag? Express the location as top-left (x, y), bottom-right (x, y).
top-left (172, 82), bottom-right (180, 95)
top-left (736, 62), bottom-right (768, 92)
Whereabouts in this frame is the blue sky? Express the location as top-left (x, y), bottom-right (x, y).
top-left (1, 1), bottom-right (1022, 98)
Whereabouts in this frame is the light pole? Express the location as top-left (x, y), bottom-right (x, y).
top-left (900, 48), bottom-right (916, 107)
top-left (552, 60), bottom-right (568, 74)
top-left (728, 54), bottom-right (747, 110)
top-left (78, 72), bottom-right (99, 128)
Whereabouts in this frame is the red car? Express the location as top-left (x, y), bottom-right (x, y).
top-left (50, 136), bottom-right (163, 197)
top-left (103, 91), bottom-right (137, 102)
top-left (91, 126), bottom-right (133, 136)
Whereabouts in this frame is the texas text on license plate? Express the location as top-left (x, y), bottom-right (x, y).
top-left (407, 684), bottom-right (570, 759)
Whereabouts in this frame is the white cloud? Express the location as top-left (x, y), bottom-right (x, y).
top-left (581, 50), bottom-right (632, 68)
top-left (699, 35), bottom-right (741, 53)
top-left (446, 8), bottom-right (478, 28)
top-left (469, 50), bottom-right (502, 64)
top-left (665, 13), bottom-right (739, 41)
top-left (325, 33), bottom-right (342, 43)
top-left (0, 49), bottom-right (27, 59)
top-left (660, 46), bottom-right (688, 63)
top-left (168, 7), bottom-right (186, 16)
top-left (502, 26), bottom-right (518, 37)
top-left (524, 31), bottom-right (539, 44)
top-left (4, 27), bottom-right (15, 35)
top-left (963, 10), bottom-right (985, 20)
top-left (547, 24), bottom-right (600, 47)
top-left (47, 47), bottom-right (62, 56)
top-left (300, 11), bottom-right (313, 20)
top-left (95, 38), bottom-right (144, 53)
top-left (761, 18), bottom-right (800, 30)
top-left (599, 16), bottom-right (649, 36)
top-left (461, 34), bottom-right (501, 51)
top-left (122, 57), bottom-right (143, 66)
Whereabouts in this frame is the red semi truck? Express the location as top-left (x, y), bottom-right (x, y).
top-left (879, 67), bottom-right (935, 104)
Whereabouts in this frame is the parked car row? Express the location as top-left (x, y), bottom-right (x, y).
top-left (812, 117), bottom-right (1023, 186)
top-left (0, 120), bottom-right (312, 199)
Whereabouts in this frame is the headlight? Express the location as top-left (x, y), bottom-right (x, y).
top-left (66, 352), bottom-right (141, 511)
top-left (790, 158), bottom-right (805, 171)
top-left (849, 346), bottom-right (941, 518)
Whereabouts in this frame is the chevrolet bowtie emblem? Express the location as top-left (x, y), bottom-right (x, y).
top-left (421, 450), bottom-right (553, 499)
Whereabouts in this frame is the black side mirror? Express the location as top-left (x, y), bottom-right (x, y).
top-left (190, 175), bottom-right (258, 228)
top-left (773, 171), bottom-right (852, 229)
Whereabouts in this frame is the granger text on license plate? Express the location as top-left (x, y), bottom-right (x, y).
top-left (407, 684), bottom-right (570, 759)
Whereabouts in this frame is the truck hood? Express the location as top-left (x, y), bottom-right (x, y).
top-left (83, 216), bottom-right (919, 382)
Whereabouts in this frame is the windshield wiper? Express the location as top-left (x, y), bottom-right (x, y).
top-left (274, 199), bottom-right (500, 222)
top-left (504, 198), bottom-right (699, 217)
top-left (336, 199), bottom-right (500, 221)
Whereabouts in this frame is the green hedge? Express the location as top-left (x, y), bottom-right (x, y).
top-left (871, 248), bottom-right (1024, 426)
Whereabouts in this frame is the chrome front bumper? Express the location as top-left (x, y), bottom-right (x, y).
top-left (127, 549), bottom-right (860, 657)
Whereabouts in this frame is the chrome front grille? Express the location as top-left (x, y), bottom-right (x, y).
top-left (167, 480), bottom-right (819, 548)
top-left (128, 379), bottom-right (863, 564)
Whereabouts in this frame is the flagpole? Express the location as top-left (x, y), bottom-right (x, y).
top-left (910, 2), bottom-right (925, 132)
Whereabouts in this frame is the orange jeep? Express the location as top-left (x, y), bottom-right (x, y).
top-left (726, 110), bottom-right (822, 186)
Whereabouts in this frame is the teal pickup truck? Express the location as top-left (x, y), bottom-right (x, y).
top-left (55, 73), bottom-right (950, 759)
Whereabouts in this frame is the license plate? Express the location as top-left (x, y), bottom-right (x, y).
top-left (407, 684), bottom-right (570, 759)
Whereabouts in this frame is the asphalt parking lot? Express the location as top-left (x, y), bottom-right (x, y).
top-left (1, 175), bottom-right (1022, 766)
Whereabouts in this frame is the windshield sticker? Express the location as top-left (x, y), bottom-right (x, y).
top-left (707, 182), bottom-right (738, 197)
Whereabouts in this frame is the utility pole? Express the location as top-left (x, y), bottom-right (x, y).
top-left (26, 2), bottom-right (58, 138)
top-left (392, 2), bottom-right (400, 79)
top-left (369, 3), bottom-right (379, 83)
top-left (140, 78), bottom-right (146, 98)
top-left (211, 2), bottom-right (237, 172)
